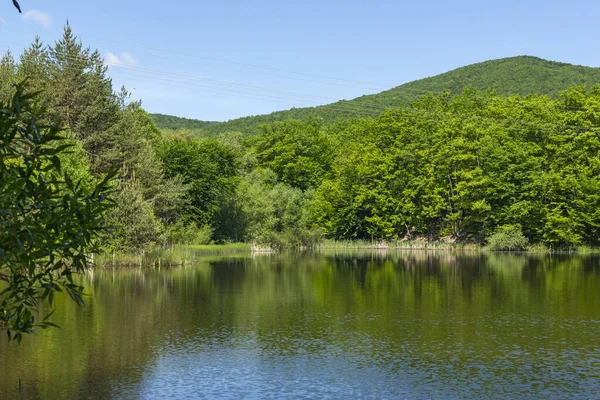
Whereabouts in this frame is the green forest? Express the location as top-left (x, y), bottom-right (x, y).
top-left (3, 3), bottom-right (600, 397)
top-left (3, 27), bottom-right (600, 255)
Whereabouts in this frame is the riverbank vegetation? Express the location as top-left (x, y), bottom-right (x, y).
top-left (94, 244), bottom-right (252, 268)
top-left (3, 26), bottom-right (600, 261)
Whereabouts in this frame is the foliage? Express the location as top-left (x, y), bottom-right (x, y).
top-left (3, 26), bottom-right (187, 252)
top-left (151, 113), bottom-right (218, 131)
top-left (0, 86), bottom-right (115, 341)
top-left (307, 86), bottom-right (600, 248)
top-left (167, 220), bottom-right (213, 245)
top-left (487, 225), bottom-right (529, 251)
top-left (6, 31), bottom-right (600, 256)
top-left (45, 24), bottom-right (119, 153)
top-left (235, 169), bottom-right (321, 249)
top-left (157, 134), bottom-right (239, 240)
top-left (103, 178), bottom-right (163, 252)
top-left (251, 118), bottom-right (333, 190)
top-left (0, 51), bottom-right (17, 104)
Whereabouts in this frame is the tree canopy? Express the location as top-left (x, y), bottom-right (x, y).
top-left (4, 28), bottom-right (600, 263)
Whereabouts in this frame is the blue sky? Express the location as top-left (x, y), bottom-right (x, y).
top-left (1, 0), bottom-right (600, 121)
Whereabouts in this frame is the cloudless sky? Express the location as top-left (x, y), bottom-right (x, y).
top-left (1, 0), bottom-right (599, 121)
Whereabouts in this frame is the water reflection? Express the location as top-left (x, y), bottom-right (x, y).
top-left (1, 251), bottom-right (599, 399)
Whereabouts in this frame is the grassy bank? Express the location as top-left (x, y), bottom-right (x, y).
top-left (94, 240), bottom-right (600, 268)
top-left (186, 243), bottom-right (252, 253)
top-left (317, 239), bottom-right (481, 251)
top-left (94, 243), bottom-right (251, 268)
top-left (318, 239), bottom-right (600, 253)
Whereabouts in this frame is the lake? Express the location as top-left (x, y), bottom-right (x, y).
top-left (1, 251), bottom-right (599, 399)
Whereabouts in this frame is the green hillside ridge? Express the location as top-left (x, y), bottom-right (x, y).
top-left (151, 113), bottom-right (219, 130)
top-left (151, 56), bottom-right (600, 136)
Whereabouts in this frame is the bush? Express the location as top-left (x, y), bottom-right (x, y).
top-left (167, 220), bottom-right (213, 245)
top-left (104, 178), bottom-right (164, 252)
top-left (487, 225), bottom-right (529, 251)
top-left (235, 168), bottom-right (323, 249)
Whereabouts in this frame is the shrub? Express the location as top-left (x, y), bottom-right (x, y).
top-left (167, 220), bottom-right (213, 245)
top-left (487, 225), bottom-right (529, 251)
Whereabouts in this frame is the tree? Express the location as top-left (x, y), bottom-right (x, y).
top-left (100, 105), bottom-right (188, 251)
top-left (3, 27), bottom-right (189, 253)
top-left (251, 119), bottom-right (333, 190)
top-left (0, 85), bottom-right (115, 342)
top-left (103, 178), bottom-right (163, 251)
top-left (47, 23), bottom-right (118, 168)
top-left (157, 135), bottom-right (239, 240)
top-left (17, 37), bottom-right (50, 104)
top-left (235, 168), bottom-right (320, 248)
top-left (0, 51), bottom-right (17, 104)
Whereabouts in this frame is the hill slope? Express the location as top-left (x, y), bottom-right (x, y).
top-left (151, 113), bottom-right (219, 131)
top-left (152, 56), bottom-right (600, 136)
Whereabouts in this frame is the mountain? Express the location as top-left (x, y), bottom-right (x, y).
top-left (151, 113), bottom-right (219, 131)
top-left (151, 56), bottom-right (600, 136)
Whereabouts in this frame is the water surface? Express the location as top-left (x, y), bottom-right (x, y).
top-left (1, 251), bottom-right (599, 399)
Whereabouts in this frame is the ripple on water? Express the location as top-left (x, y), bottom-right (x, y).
top-left (119, 321), bottom-right (600, 400)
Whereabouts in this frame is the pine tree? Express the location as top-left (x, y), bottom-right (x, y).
top-left (17, 36), bottom-right (50, 96)
top-left (0, 50), bottom-right (16, 103)
top-left (47, 23), bottom-right (118, 169)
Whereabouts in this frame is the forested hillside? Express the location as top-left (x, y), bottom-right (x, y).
top-left (152, 56), bottom-right (600, 136)
top-left (4, 29), bottom-right (600, 252)
top-left (151, 113), bottom-right (219, 131)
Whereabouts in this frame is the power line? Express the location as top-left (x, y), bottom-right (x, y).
top-left (0, 19), bottom-right (390, 92)
top-left (0, 41), bottom-right (572, 117)
top-left (0, 41), bottom-right (404, 116)
top-left (4, 31), bottom-right (597, 121)
top-left (4, 17), bottom-right (600, 116)
top-left (0, 45), bottom-right (599, 133)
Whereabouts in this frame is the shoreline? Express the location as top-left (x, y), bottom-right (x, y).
top-left (92, 241), bottom-right (600, 268)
